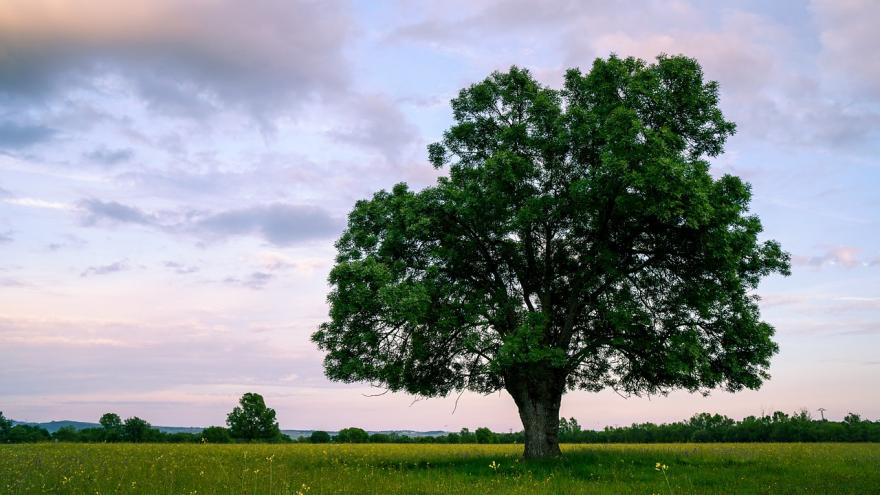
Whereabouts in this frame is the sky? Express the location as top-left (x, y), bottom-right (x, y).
top-left (1, 0), bottom-right (879, 432)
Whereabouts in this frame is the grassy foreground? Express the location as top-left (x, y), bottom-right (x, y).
top-left (1, 443), bottom-right (878, 494)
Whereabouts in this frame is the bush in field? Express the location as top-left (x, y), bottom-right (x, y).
top-left (99, 412), bottom-right (123, 442)
top-left (226, 393), bottom-right (281, 442)
top-left (475, 427), bottom-right (495, 444)
top-left (52, 426), bottom-right (80, 442)
top-left (123, 417), bottom-right (153, 443)
top-left (458, 428), bottom-right (476, 443)
top-left (336, 427), bottom-right (369, 443)
top-left (200, 426), bottom-right (232, 443)
top-left (309, 430), bottom-right (331, 443)
top-left (559, 417), bottom-right (582, 442)
top-left (6, 425), bottom-right (51, 443)
top-left (165, 432), bottom-right (199, 443)
top-left (369, 433), bottom-right (391, 443)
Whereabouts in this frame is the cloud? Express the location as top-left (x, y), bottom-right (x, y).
top-left (80, 260), bottom-right (129, 277)
top-left (83, 146), bottom-right (134, 166)
top-left (3, 197), bottom-right (73, 210)
top-left (389, 2), bottom-right (879, 150)
top-left (0, 0), bottom-right (353, 122)
top-left (223, 271), bottom-right (274, 290)
top-left (163, 261), bottom-right (199, 275)
top-left (812, 0), bottom-right (880, 98)
top-left (0, 315), bottom-right (328, 406)
top-left (0, 277), bottom-right (28, 287)
top-left (79, 199), bottom-right (158, 226)
top-left (327, 94), bottom-right (421, 162)
top-left (791, 246), bottom-right (876, 269)
top-left (0, 121), bottom-right (56, 148)
top-left (46, 234), bottom-right (88, 251)
top-left (191, 203), bottom-right (342, 246)
top-left (388, 0), bottom-right (621, 46)
top-left (78, 198), bottom-right (342, 246)
top-left (0, 230), bottom-right (12, 243)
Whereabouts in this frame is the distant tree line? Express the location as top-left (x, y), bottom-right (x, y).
top-left (554, 411), bottom-right (880, 443)
top-left (3, 402), bottom-right (878, 445)
top-left (0, 393), bottom-right (291, 444)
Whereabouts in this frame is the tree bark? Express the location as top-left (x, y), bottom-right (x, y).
top-left (506, 371), bottom-right (564, 459)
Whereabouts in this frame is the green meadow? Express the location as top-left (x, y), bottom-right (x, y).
top-left (2, 443), bottom-right (878, 494)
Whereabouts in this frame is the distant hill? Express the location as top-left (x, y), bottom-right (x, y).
top-left (11, 420), bottom-right (205, 435)
top-left (9, 419), bottom-right (446, 438)
top-left (11, 420), bottom-right (99, 433)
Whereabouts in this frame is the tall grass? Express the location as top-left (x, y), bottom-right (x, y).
top-left (1, 443), bottom-right (878, 494)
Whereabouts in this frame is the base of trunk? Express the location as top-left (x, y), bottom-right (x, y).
top-left (522, 431), bottom-right (562, 459)
top-left (506, 374), bottom-right (564, 459)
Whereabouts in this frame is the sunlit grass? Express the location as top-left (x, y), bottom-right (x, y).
top-left (1, 443), bottom-right (878, 494)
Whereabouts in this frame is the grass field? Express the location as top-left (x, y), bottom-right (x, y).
top-left (1, 443), bottom-right (878, 494)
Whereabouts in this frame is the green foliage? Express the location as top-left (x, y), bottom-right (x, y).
top-left (2, 443), bottom-right (879, 494)
top-left (226, 393), bottom-right (281, 442)
top-left (122, 417), bottom-right (153, 443)
top-left (199, 426), bottom-right (232, 444)
top-left (5, 424), bottom-right (51, 443)
top-left (474, 427), bottom-right (495, 444)
top-left (99, 412), bottom-right (123, 442)
top-left (336, 427), bottom-right (369, 443)
top-left (369, 433), bottom-right (391, 443)
top-left (559, 417), bottom-right (582, 442)
top-left (52, 426), bottom-right (80, 442)
top-left (313, 55), bottom-right (790, 410)
top-left (0, 411), bottom-right (10, 440)
top-left (309, 430), bottom-right (331, 443)
top-left (457, 428), bottom-right (476, 443)
top-left (99, 412), bottom-right (122, 430)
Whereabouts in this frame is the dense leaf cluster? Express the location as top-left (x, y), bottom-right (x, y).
top-left (226, 392), bottom-right (282, 441)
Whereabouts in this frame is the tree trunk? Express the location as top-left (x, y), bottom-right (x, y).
top-left (506, 372), bottom-right (564, 459)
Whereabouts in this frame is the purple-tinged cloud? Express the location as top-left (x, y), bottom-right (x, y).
top-left (80, 260), bottom-right (129, 277)
top-left (327, 94), bottom-right (421, 161)
top-left (812, 0), bottom-right (880, 98)
top-left (0, 277), bottom-right (28, 287)
top-left (46, 234), bottom-right (88, 252)
top-left (83, 147), bottom-right (134, 166)
top-left (0, 0), bottom-right (353, 122)
top-left (791, 246), bottom-right (874, 269)
top-left (78, 198), bottom-right (341, 246)
top-left (192, 204), bottom-right (342, 246)
top-left (163, 261), bottom-right (199, 275)
top-left (0, 230), bottom-right (12, 243)
top-left (79, 199), bottom-right (158, 226)
top-left (0, 121), bottom-right (56, 149)
top-left (223, 271), bottom-right (274, 290)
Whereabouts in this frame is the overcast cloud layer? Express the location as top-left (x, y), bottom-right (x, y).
top-left (1, 0), bottom-right (878, 430)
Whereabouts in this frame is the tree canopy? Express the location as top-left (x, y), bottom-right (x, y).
top-left (313, 54), bottom-right (789, 458)
top-left (122, 416), bottom-right (153, 443)
top-left (226, 392), bottom-right (281, 441)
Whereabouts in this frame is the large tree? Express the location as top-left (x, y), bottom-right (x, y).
top-left (312, 55), bottom-right (790, 458)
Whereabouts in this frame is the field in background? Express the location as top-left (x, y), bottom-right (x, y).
top-left (2, 443), bottom-right (878, 494)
